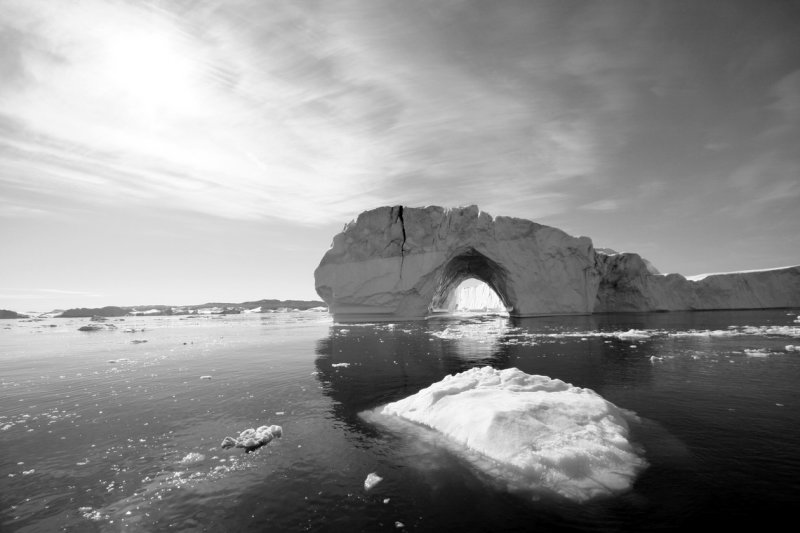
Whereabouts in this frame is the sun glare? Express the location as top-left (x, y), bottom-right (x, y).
top-left (101, 28), bottom-right (199, 120)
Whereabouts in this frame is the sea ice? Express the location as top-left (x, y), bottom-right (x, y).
top-left (379, 366), bottom-right (646, 502)
top-left (221, 424), bottom-right (282, 452)
top-left (331, 363), bottom-right (350, 368)
top-left (364, 472), bottom-right (383, 490)
top-left (615, 329), bottom-right (653, 340)
top-left (180, 453), bottom-right (205, 465)
top-left (79, 323), bottom-right (117, 331)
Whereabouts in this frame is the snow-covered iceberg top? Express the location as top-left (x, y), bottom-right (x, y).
top-left (380, 367), bottom-right (646, 502)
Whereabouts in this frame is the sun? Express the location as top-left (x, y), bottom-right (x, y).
top-left (101, 26), bottom-right (199, 121)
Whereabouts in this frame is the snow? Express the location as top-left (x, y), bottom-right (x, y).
top-left (685, 265), bottom-right (796, 281)
top-left (379, 367), bottom-right (645, 502)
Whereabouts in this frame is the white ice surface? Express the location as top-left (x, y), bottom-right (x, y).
top-left (380, 367), bottom-right (646, 502)
top-left (685, 265), bottom-right (796, 281)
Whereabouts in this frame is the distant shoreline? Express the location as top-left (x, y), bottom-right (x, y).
top-left (0, 299), bottom-right (327, 319)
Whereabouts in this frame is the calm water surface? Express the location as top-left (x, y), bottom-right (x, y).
top-left (1, 309), bottom-right (799, 532)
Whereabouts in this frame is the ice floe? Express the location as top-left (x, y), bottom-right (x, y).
top-left (378, 366), bottom-right (646, 502)
top-left (78, 323), bottom-right (117, 331)
top-left (221, 424), bottom-right (282, 452)
top-left (364, 472), bottom-right (383, 490)
top-left (179, 452), bottom-right (205, 465)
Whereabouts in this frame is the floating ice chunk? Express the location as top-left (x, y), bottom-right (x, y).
top-left (221, 425), bottom-right (282, 452)
top-left (78, 323), bottom-right (117, 331)
top-left (615, 329), bottom-right (652, 340)
top-left (331, 363), bottom-right (350, 368)
top-left (380, 367), bottom-right (646, 502)
top-left (364, 472), bottom-right (383, 491)
top-left (744, 349), bottom-right (769, 357)
top-left (79, 507), bottom-right (104, 521)
top-left (200, 375), bottom-right (212, 380)
top-left (786, 345), bottom-right (796, 352)
top-left (179, 452), bottom-right (205, 465)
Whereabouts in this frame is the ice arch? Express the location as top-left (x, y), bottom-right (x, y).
top-left (430, 251), bottom-right (510, 314)
top-left (315, 205), bottom-right (800, 319)
top-left (444, 278), bottom-right (508, 314)
top-left (314, 206), bottom-right (599, 319)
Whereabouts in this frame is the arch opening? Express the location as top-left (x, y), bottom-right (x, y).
top-left (451, 278), bottom-right (508, 315)
top-left (428, 249), bottom-right (512, 316)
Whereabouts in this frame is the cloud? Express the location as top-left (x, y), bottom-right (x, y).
top-left (1, 0), bottom-right (653, 226)
top-left (1, 0), bottom-right (798, 235)
top-left (579, 199), bottom-right (619, 212)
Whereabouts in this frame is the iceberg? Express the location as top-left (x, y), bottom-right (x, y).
top-left (379, 367), bottom-right (646, 502)
top-left (314, 205), bottom-right (800, 319)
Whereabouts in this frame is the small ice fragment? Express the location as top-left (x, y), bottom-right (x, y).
top-left (22, 469), bottom-right (34, 475)
top-left (383, 498), bottom-right (391, 504)
top-left (275, 411), bottom-right (285, 415)
top-left (786, 345), bottom-right (796, 352)
top-left (364, 472), bottom-right (383, 491)
top-left (221, 424), bottom-right (282, 451)
top-left (200, 375), bottom-right (212, 380)
top-left (395, 521), bottom-right (404, 528)
top-left (776, 403), bottom-right (784, 407)
top-left (180, 452), bottom-right (205, 465)
top-left (331, 363), bottom-right (350, 368)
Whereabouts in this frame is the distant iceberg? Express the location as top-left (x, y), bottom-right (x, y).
top-left (379, 367), bottom-right (646, 502)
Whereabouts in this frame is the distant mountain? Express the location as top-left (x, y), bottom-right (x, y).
top-left (59, 306), bottom-right (129, 318)
top-left (0, 309), bottom-right (29, 319)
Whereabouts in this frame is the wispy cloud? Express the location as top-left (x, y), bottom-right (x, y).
top-left (0, 0), bottom-right (659, 225)
top-left (579, 199), bottom-right (619, 212)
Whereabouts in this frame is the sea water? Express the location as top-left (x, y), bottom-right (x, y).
top-left (1, 309), bottom-right (799, 532)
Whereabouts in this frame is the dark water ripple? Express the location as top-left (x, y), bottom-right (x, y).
top-left (1, 310), bottom-right (799, 531)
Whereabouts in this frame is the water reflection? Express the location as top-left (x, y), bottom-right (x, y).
top-left (312, 314), bottom-right (666, 423)
top-left (314, 319), bottom-right (514, 418)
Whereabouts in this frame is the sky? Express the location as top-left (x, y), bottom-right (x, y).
top-left (1, 0), bottom-right (799, 312)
